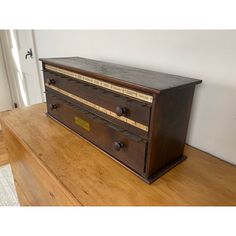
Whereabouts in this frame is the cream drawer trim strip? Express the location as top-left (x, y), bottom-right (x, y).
top-left (46, 84), bottom-right (149, 132)
top-left (45, 64), bottom-right (153, 103)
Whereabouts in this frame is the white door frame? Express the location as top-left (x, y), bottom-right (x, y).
top-left (0, 30), bottom-right (44, 108)
top-left (31, 30), bottom-right (45, 102)
top-left (0, 30), bottom-right (22, 108)
top-left (0, 34), bottom-right (13, 111)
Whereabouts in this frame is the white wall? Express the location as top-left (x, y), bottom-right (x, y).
top-left (0, 38), bottom-right (12, 112)
top-left (34, 30), bottom-right (236, 165)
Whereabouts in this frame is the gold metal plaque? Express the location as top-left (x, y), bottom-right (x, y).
top-left (74, 116), bottom-right (90, 131)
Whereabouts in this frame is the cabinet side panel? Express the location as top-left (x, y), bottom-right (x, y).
top-left (146, 86), bottom-right (195, 177)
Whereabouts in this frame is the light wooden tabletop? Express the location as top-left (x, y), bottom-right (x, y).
top-left (1, 103), bottom-right (236, 206)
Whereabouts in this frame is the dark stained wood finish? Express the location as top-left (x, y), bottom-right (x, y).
top-left (40, 57), bottom-right (202, 94)
top-left (46, 87), bottom-right (148, 138)
top-left (40, 57), bottom-right (202, 183)
top-left (43, 70), bottom-right (151, 126)
top-left (46, 93), bottom-right (147, 174)
top-left (146, 86), bottom-right (195, 180)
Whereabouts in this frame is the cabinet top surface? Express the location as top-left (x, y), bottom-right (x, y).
top-left (40, 57), bottom-right (201, 93)
top-left (1, 104), bottom-right (236, 206)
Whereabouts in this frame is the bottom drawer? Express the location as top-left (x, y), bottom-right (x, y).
top-left (46, 93), bottom-right (147, 175)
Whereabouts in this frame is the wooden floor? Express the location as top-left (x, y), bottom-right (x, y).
top-left (1, 114), bottom-right (236, 205)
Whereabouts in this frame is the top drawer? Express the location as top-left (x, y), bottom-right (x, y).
top-left (43, 70), bottom-right (152, 132)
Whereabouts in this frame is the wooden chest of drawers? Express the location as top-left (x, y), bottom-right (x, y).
top-left (40, 57), bottom-right (201, 183)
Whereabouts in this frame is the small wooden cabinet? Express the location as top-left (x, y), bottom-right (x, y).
top-left (40, 57), bottom-right (202, 182)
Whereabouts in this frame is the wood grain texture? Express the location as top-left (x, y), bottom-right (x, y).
top-left (41, 57), bottom-right (202, 182)
top-left (146, 86), bottom-right (195, 178)
top-left (14, 179), bottom-right (30, 206)
top-left (1, 103), bottom-right (236, 206)
top-left (0, 131), bottom-right (8, 166)
top-left (46, 84), bottom-right (149, 132)
top-left (2, 118), bottom-right (80, 206)
top-left (40, 57), bottom-right (202, 93)
top-left (44, 66), bottom-right (154, 103)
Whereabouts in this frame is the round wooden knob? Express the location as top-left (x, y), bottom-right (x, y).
top-left (115, 106), bottom-right (127, 116)
top-left (49, 104), bottom-right (57, 110)
top-left (47, 78), bottom-right (55, 85)
top-left (114, 142), bottom-right (124, 151)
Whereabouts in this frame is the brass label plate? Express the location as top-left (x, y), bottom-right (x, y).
top-left (45, 64), bottom-right (153, 103)
top-left (74, 116), bottom-right (90, 131)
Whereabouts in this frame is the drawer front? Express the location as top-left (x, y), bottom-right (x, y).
top-left (43, 70), bottom-right (151, 130)
top-left (46, 92), bottom-right (147, 174)
top-left (46, 86), bottom-right (148, 138)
